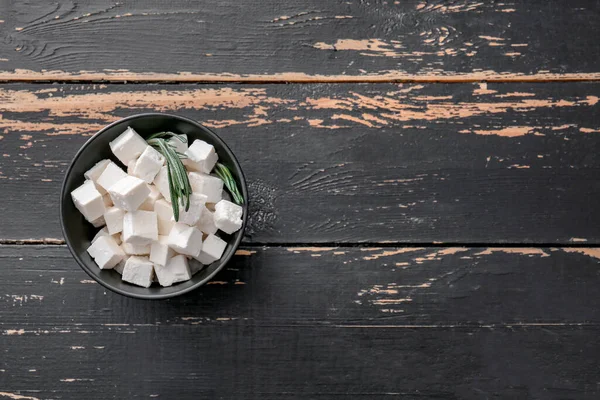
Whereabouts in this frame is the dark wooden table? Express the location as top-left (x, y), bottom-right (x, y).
top-left (2, 1), bottom-right (600, 399)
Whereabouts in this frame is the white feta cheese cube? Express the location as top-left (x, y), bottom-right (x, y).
top-left (87, 235), bottom-right (125, 269)
top-left (214, 200), bottom-right (243, 234)
top-left (71, 180), bottom-right (106, 223)
top-left (109, 127), bottom-right (148, 165)
top-left (153, 166), bottom-right (171, 202)
top-left (167, 134), bottom-right (188, 155)
top-left (132, 146), bottom-right (165, 183)
top-left (188, 172), bottom-right (223, 203)
top-left (196, 205), bottom-right (218, 235)
top-left (194, 234), bottom-right (227, 265)
top-left (154, 199), bottom-right (175, 235)
top-left (122, 256), bottom-right (154, 288)
top-left (84, 159), bottom-right (111, 194)
top-left (122, 241), bottom-right (151, 255)
top-left (175, 193), bottom-right (207, 226)
top-left (104, 207), bottom-right (125, 235)
top-left (184, 140), bottom-right (218, 173)
top-left (139, 184), bottom-right (162, 211)
top-left (108, 176), bottom-right (150, 212)
top-left (96, 161), bottom-right (128, 193)
top-left (149, 235), bottom-right (175, 266)
top-left (166, 223), bottom-right (203, 257)
top-left (154, 254), bottom-right (191, 287)
top-left (122, 210), bottom-right (158, 245)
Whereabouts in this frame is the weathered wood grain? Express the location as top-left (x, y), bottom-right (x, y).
top-left (1, 0), bottom-right (600, 82)
top-left (1, 82), bottom-right (600, 243)
top-left (1, 245), bottom-right (600, 399)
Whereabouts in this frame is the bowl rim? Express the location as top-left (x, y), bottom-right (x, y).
top-left (60, 112), bottom-right (248, 300)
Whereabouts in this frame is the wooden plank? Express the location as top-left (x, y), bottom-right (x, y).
top-left (1, 1), bottom-right (599, 82)
top-left (1, 82), bottom-right (600, 243)
top-left (1, 245), bottom-right (600, 398)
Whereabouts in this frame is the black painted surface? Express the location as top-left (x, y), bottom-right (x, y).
top-left (1, 83), bottom-right (599, 243)
top-left (1, 0), bottom-right (599, 78)
top-left (1, 245), bottom-right (599, 399)
top-left (1, 2), bottom-right (599, 398)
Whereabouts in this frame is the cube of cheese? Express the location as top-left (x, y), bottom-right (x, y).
top-left (166, 223), bottom-right (203, 257)
top-left (122, 210), bottom-right (158, 245)
top-left (109, 127), bottom-right (148, 165)
top-left (122, 241), bottom-right (151, 255)
top-left (175, 193), bottom-right (207, 226)
top-left (154, 199), bottom-right (175, 235)
top-left (87, 235), bottom-right (125, 269)
top-left (154, 254), bottom-right (191, 287)
top-left (196, 205), bottom-right (217, 235)
top-left (113, 257), bottom-right (128, 274)
top-left (194, 234), bottom-right (227, 265)
top-left (149, 235), bottom-right (175, 267)
top-left (108, 176), bottom-right (150, 212)
top-left (122, 256), bottom-right (154, 288)
top-left (139, 184), bottom-right (163, 211)
top-left (153, 166), bottom-right (171, 202)
top-left (96, 161), bottom-right (128, 193)
top-left (104, 207), bottom-right (125, 235)
top-left (184, 140), bottom-right (218, 173)
top-left (214, 200), bottom-right (243, 234)
top-left (188, 172), bottom-right (223, 203)
top-left (84, 159), bottom-right (111, 194)
top-left (167, 134), bottom-right (188, 155)
top-left (133, 146), bottom-right (165, 183)
top-left (72, 180), bottom-right (106, 223)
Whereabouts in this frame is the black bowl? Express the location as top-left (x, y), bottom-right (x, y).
top-left (60, 113), bottom-right (248, 299)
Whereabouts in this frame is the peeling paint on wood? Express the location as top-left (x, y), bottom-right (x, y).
top-left (0, 393), bottom-right (40, 400)
top-left (2, 69), bottom-right (600, 83)
top-left (561, 248), bottom-right (600, 260)
top-left (474, 248), bottom-right (550, 257)
top-left (1, 245), bottom-right (600, 398)
top-left (2, 82), bottom-right (600, 243)
top-left (1, 0), bottom-right (598, 81)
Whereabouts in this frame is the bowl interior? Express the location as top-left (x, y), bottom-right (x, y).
top-left (60, 113), bottom-right (247, 299)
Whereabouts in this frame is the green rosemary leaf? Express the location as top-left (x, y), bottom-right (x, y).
top-left (150, 136), bottom-right (192, 221)
top-left (147, 134), bottom-right (243, 217)
top-left (215, 163), bottom-right (244, 205)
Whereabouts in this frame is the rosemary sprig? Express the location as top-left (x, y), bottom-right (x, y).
top-left (146, 132), bottom-right (244, 217)
top-left (215, 163), bottom-right (244, 205)
top-left (147, 132), bottom-right (191, 221)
